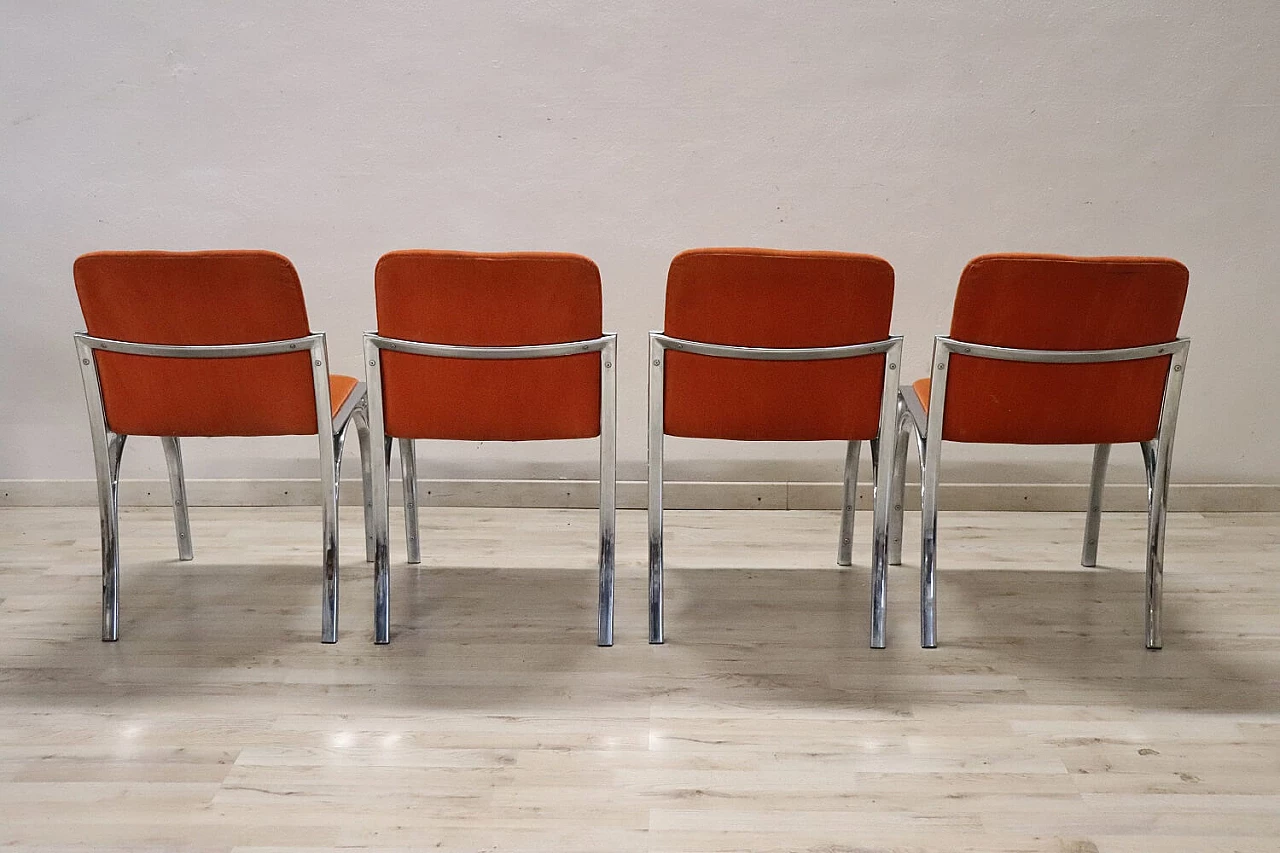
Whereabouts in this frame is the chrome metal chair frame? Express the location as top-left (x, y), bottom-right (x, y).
top-left (363, 333), bottom-right (618, 646)
top-left (647, 332), bottom-right (903, 648)
top-left (894, 335), bottom-right (1190, 649)
top-left (73, 332), bottom-right (372, 644)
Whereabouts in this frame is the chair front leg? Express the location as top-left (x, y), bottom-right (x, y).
top-left (400, 438), bottom-right (420, 564)
top-left (94, 432), bottom-right (127, 641)
top-left (1081, 443), bottom-right (1111, 567)
top-left (837, 440), bottom-right (861, 566)
top-left (160, 437), bottom-right (193, 561)
top-left (889, 396), bottom-right (910, 566)
top-left (352, 403), bottom-right (375, 563)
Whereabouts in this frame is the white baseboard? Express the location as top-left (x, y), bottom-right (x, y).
top-left (0, 478), bottom-right (1276, 511)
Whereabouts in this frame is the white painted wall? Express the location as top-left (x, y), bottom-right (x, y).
top-left (3, 1), bottom-right (1277, 492)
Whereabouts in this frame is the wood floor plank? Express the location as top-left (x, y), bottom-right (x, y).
top-left (0, 506), bottom-right (1277, 850)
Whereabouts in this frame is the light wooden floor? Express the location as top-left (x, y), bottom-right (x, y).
top-left (0, 506), bottom-right (1277, 851)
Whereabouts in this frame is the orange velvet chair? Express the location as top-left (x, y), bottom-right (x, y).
top-left (73, 251), bottom-right (371, 643)
top-left (895, 254), bottom-right (1190, 649)
top-left (364, 251), bottom-right (617, 645)
top-left (648, 248), bottom-right (902, 646)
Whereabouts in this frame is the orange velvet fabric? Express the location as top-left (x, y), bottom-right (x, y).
top-left (662, 248), bottom-right (894, 441)
top-left (74, 251), bottom-right (342, 437)
top-left (374, 251), bottom-right (603, 440)
top-left (922, 254), bottom-right (1188, 444)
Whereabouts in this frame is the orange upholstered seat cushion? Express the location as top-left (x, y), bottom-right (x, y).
top-left (74, 251), bottom-right (340, 437)
top-left (662, 248), bottom-right (894, 441)
top-left (328, 375), bottom-right (361, 416)
top-left (924, 254), bottom-right (1188, 444)
top-left (374, 251), bottom-right (602, 441)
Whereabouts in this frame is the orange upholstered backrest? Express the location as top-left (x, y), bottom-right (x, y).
top-left (374, 251), bottom-right (602, 440)
top-left (74, 251), bottom-right (324, 437)
top-left (939, 254), bottom-right (1189, 444)
top-left (663, 248), bottom-right (895, 441)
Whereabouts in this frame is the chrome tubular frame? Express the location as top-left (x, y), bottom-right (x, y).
top-left (647, 332), bottom-right (903, 647)
top-left (899, 335), bottom-right (1191, 649)
top-left (363, 332), bottom-right (619, 646)
top-left (73, 332), bottom-right (370, 643)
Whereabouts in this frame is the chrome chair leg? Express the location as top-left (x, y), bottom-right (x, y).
top-left (364, 332), bottom-right (394, 644)
top-left (919, 433), bottom-right (941, 649)
top-left (160, 436), bottom-right (193, 561)
top-left (93, 432), bottom-right (127, 641)
top-left (837, 440), bottom-right (861, 566)
top-left (889, 397), bottom-right (910, 566)
top-left (919, 347), bottom-right (950, 649)
top-left (597, 339), bottom-right (617, 646)
top-left (647, 336), bottom-right (665, 644)
top-left (1143, 437), bottom-right (1172, 649)
top-left (353, 404), bottom-right (375, 563)
top-left (1081, 443), bottom-right (1111, 567)
top-left (869, 345), bottom-right (901, 649)
top-left (870, 432), bottom-right (893, 649)
top-left (374, 435), bottom-right (393, 643)
top-left (319, 427), bottom-right (344, 644)
top-left (868, 436), bottom-right (885, 646)
top-left (1142, 341), bottom-right (1188, 650)
top-left (400, 438), bottom-right (420, 564)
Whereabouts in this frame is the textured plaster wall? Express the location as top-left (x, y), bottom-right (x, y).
top-left (2, 1), bottom-right (1277, 487)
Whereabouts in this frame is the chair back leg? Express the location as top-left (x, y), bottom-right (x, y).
top-left (1143, 438), bottom-right (1170, 649)
top-left (1144, 344), bottom-right (1188, 649)
top-left (319, 427), bottom-right (343, 643)
top-left (95, 432), bottom-right (127, 641)
top-left (868, 343), bottom-right (901, 648)
top-left (647, 335), bottom-right (665, 644)
top-left (837, 440), bottom-right (861, 566)
top-left (596, 338), bottom-right (617, 646)
top-left (919, 344), bottom-right (950, 649)
top-left (161, 437), bottom-right (194, 561)
top-left (1081, 443), bottom-right (1111, 567)
top-left (1140, 441), bottom-right (1156, 504)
